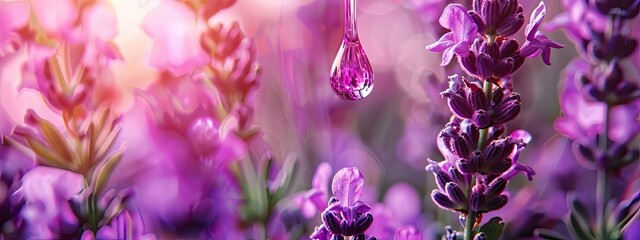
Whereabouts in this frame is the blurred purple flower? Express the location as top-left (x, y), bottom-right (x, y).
top-left (366, 183), bottom-right (422, 239)
top-left (311, 167), bottom-right (375, 239)
top-left (554, 59), bottom-right (640, 145)
top-left (0, 0), bottom-right (29, 55)
top-left (546, 0), bottom-right (607, 56)
top-left (139, 76), bottom-right (248, 168)
top-left (394, 225), bottom-right (422, 240)
top-left (519, 2), bottom-right (564, 65)
top-left (17, 166), bottom-right (83, 238)
top-left (81, 210), bottom-right (155, 240)
top-left (407, 0), bottom-right (446, 24)
top-left (141, 1), bottom-right (207, 76)
top-left (293, 162), bottom-right (332, 219)
top-left (427, 4), bottom-right (478, 66)
top-left (29, 0), bottom-right (122, 65)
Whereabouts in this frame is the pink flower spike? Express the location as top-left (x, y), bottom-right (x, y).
top-left (80, 2), bottom-right (122, 65)
top-left (331, 167), bottom-right (365, 207)
top-left (0, 1), bottom-right (29, 49)
top-left (426, 4), bottom-right (477, 66)
top-left (141, 1), bottom-right (207, 75)
top-left (31, 0), bottom-right (78, 40)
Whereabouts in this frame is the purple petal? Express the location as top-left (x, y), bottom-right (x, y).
top-left (384, 183), bottom-right (420, 224)
top-left (332, 167), bottom-right (365, 207)
top-left (439, 4), bottom-right (469, 30)
top-left (525, 1), bottom-right (546, 41)
top-left (312, 162), bottom-right (333, 192)
top-left (429, 4), bottom-right (477, 66)
top-left (610, 101), bottom-right (640, 143)
top-left (426, 33), bottom-right (455, 52)
top-left (499, 163), bottom-right (536, 181)
top-left (441, 45), bottom-right (457, 66)
top-left (351, 200), bottom-right (373, 214)
top-left (520, 32), bottom-right (564, 65)
top-left (509, 130), bottom-right (532, 145)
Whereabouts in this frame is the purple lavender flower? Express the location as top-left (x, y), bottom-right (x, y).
top-left (440, 75), bottom-right (521, 128)
top-left (469, 0), bottom-right (525, 37)
top-left (519, 2), bottom-right (564, 65)
top-left (425, 1), bottom-right (558, 238)
top-left (366, 183), bottom-right (422, 239)
top-left (592, 0), bottom-right (640, 18)
top-left (311, 167), bottom-right (376, 240)
top-left (429, 0), bottom-right (563, 80)
top-left (547, 0), bottom-right (640, 238)
top-left (426, 4), bottom-right (478, 66)
top-left (394, 225), bottom-right (422, 240)
top-left (546, 0), bottom-right (606, 43)
top-left (293, 162), bottom-right (332, 219)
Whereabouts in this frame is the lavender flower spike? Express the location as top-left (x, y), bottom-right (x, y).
top-left (427, 4), bottom-right (478, 66)
top-left (519, 2), bottom-right (564, 65)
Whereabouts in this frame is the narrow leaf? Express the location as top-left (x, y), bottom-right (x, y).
top-left (93, 149), bottom-right (125, 195)
top-left (273, 154), bottom-right (298, 202)
top-left (566, 213), bottom-right (594, 240)
top-left (566, 193), bottom-right (594, 239)
top-left (25, 138), bottom-right (71, 171)
top-left (478, 217), bottom-right (505, 240)
top-left (534, 228), bottom-right (568, 240)
top-left (33, 113), bottom-right (74, 162)
top-left (94, 126), bottom-right (121, 163)
top-left (569, 194), bottom-right (591, 225)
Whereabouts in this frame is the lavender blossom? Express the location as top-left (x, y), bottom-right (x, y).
top-left (311, 167), bottom-right (377, 240)
top-left (426, 4), bottom-right (478, 66)
top-left (519, 2), bottom-right (564, 65)
top-left (293, 162), bottom-right (332, 219)
top-left (426, 0), bottom-right (559, 239)
top-left (546, 0), bottom-right (640, 238)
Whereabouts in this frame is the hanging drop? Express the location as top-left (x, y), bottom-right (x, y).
top-left (330, 0), bottom-right (374, 101)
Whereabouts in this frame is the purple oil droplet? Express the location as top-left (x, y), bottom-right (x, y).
top-left (330, 0), bottom-right (374, 101)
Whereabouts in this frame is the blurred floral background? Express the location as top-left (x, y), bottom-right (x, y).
top-left (0, 0), bottom-right (639, 239)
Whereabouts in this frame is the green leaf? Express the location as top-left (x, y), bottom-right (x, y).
top-left (534, 228), bottom-right (568, 240)
top-left (566, 213), bottom-right (594, 240)
top-left (25, 138), bottom-right (71, 171)
top-left (272, 153), bottom-right (298, 202)
top-left (566, 193), bottom-right (594, 240)
top-left (569, 194), bottom-right (590, 222)
top-left (33, 114), bottom-right (74, 162)
top-left (93, 149), bottom-right (125, 195)
top-left (479, 217), bottom-right (505, 240)
top-left (611, 192), bottom-right (640, 237)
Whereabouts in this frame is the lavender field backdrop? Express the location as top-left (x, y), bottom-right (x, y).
top-left (0, 0), bottom-right (639, 239)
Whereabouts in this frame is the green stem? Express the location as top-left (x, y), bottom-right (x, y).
top-left (597, 104), bottom-right (611, 240)
top-left (465, 207), bottom-right (478, 240)
top-left (477, 80), bottom-right (493, 150)
top-left (465, 80), bottom-right (493, 240)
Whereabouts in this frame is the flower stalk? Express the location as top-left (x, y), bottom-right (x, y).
top-left (549, 0), bottom-right (640, 238)
top-left (426, 0), bottom-right (561, 238)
